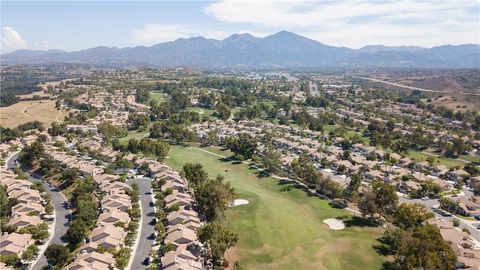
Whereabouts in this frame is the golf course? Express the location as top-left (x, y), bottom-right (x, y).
top-left (165, 145), bottom-right (386, 270)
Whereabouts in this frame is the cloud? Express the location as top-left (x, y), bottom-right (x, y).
top-left (1, 26), bottom-right (27, 53)
top-left (130, 24), bottom-right (229, 46)
top-left (33, 41), bottom-right (50, 50)
top-left (204, 0), bottom-right (480, 47)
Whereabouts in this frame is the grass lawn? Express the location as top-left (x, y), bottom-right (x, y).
top-left (459, 154), bottom-right (480, 164)
top-left (187, 106), bottom-right (216, 121)
top-left (406, 150), bottom-right (467, 168)
top-left (150, 91), bottom-right (166, 103)
top-left (118, 129), bottom-right (150, 145)
top-left (165, 145), bottom-right (386, 270)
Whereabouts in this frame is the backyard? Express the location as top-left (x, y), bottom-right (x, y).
top-left (165, 145), bottom-right (386, 270)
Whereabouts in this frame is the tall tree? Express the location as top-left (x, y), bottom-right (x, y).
top-left (198, 221), bottom-right (238, 266)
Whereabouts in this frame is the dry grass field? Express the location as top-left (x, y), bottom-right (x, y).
top-left (0, 99), bottom-right (68, 128)
top-left (425, 95), bottom-right (480, 113)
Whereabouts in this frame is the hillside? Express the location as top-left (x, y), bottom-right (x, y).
top-left (3, 31), bottom-right (479, 69)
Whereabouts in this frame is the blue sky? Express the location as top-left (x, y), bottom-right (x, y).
top-left (2, 1), bottom-right (479, 53)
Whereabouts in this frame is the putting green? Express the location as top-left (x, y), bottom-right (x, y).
top-left (165, 145), bottom-right (385, 270)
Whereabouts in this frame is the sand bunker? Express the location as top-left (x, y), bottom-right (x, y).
top-left (232, 199), bottom-right (249, 206)
top-left (323, 218), bottom-right (345, 230)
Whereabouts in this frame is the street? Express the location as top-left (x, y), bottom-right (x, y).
top-left (400, 193), bottom-right (480, 242)
top-left (7, 154), bottom-right (71, 270)
top-left (127, 177), bottom-right (155, 270)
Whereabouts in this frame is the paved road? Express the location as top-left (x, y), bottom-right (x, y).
top-left (127, 177), bottom-right (155, 269)
top-left (8, 154), bottom-right (71, 270)
top-left (400, 195), bottom-right (480, 242)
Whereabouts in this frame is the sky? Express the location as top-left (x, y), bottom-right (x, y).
top-left (1, 0), bottom-right (479, 53)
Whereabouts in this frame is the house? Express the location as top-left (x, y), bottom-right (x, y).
top-left (78, 163), bottom-right (103, 177)
top-left (431, 164), bottom-right (449, 177)
top-left (67, 251), bottom-right (116, 270)
top-left (165, 192), bottom-right (194, 209)
top-left (447, 170), bottom-right (470, 181)
top-left (161, 250), bottom-right (202, 270)
top-left (12, 202), bottom-right (45, 216)
top-left (156, 170), bottom-right (184, 183)
top-left (7, 215), bottom-right (42, 229)
top-left (364, 170), bottom-right (384, 181)
top-left (167, 211), bottom-right (201, 226)
top-left (9, 188), bottom-right (44, 204)
top-left (164, 226), bottom-right (198, 249)
top-left (96, 210), bottom-right (131, 226)
top-left (6, 180), bottom-right (32, 194)
top-left (397, 181), bottom-right (422, 194)
top-left (89, 225), bottom-right (126, 250)
top-left (457, 197), bottom-right (480, 217)
top-left (99, 181), bottom-right (130, 193)
top-left (101, 194), bottom-right (131, 212)
top-left (389, 153), bottom-right (402, 161)
top-left (0, 232), bottom-right (34, 256)
top-left (426, 218), bottom-right (480, 270)
top-left (398, 157), bottom-right (412, 168)
top-left (93, 174), bottom-right (119, 185)
top-left (161, 181), bottom-right (188, 193)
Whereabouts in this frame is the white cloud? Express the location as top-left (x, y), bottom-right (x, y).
top-left (33, 41), bottom-right (50, 50)
top-left (204, 0), bottom-right (480, 47)
top-left (1, 26), bottom-right (27, 53)
top-left (130, 24), bottom-right (229, 46)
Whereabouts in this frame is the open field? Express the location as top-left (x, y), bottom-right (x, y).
top-left (424, 95), bottom-right (480, 113)
top-left (0, 99), bottom-right (68, 128)
top-left (165, 145), bottom-right (385, 270)
top-left (17, 90), bottom-right (52, 99)
top-left (406, 150), bottom-right (469, 168)
top-left (149, 91), bottom-right (167, 103)
top-left (187, 106), bottom-right (216, 121)
top-left (118, 129), bottom-right (150, 144)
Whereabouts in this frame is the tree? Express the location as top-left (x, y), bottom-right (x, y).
top-left (21, 244), bottom-right (38, 261)
top-left (19, 141), bottom-right (45, 167)
top-left (195, 175), bottom-right (236, 221)
top-left (216, 102), bottom-right (231, 121)
top-left (0, 185), bottom-right (17, 217)
top-left (65, 219), bottom-right (88, 246)
top-left (182, 163), bottom-right (208, 186)
top-left (19, 223), bottom-right (50, 242)
top-left (346, 173), bottom-right (362, 197)
top-left (45, 244), bottom-right (69, 267)
top-left (0, 254), bottom-right (19, 267)
top-left (135, 87), bottom-right (150, 103)
top-left (260, 147), bottom-right (281, 175)
top-left (225, 133), bottom-right (257, 160)
top-left (198, 221), bottom-right (238, 265)
top-left (60, 168), bottom-right (79, 187)
top-left (393, 225), bottom-right (456, 270)
top-left (393, 203), bottom-right (434, 229)
top-left (114, 247), bottom-right (131, 270)
top-left (372, 180), bottom-right (398, 216)
top-left (358, 191), bottom-right (378, 218)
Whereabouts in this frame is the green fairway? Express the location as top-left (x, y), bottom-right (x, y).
top-left (118, 129), bottom-right (150, 145)
top-left (187, 106), bottom-right (216, 121)
top-left (150, 91), bottom-right (166, 103)
top-left (406, 150), bottom-right (468, 168)
top-left (165, 145), bottom-right (385, 270)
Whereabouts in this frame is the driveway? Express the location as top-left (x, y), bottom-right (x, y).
top-left (8, 153), bottom-right (71, 270)
top-left (127, 177), bottom-right (155, 269)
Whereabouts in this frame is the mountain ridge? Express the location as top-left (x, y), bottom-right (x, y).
top-left (3, 31), bottom-right (480, 68)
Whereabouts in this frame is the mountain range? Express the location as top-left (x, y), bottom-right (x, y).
top-left (2, 31), bottom-right (480, 69)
